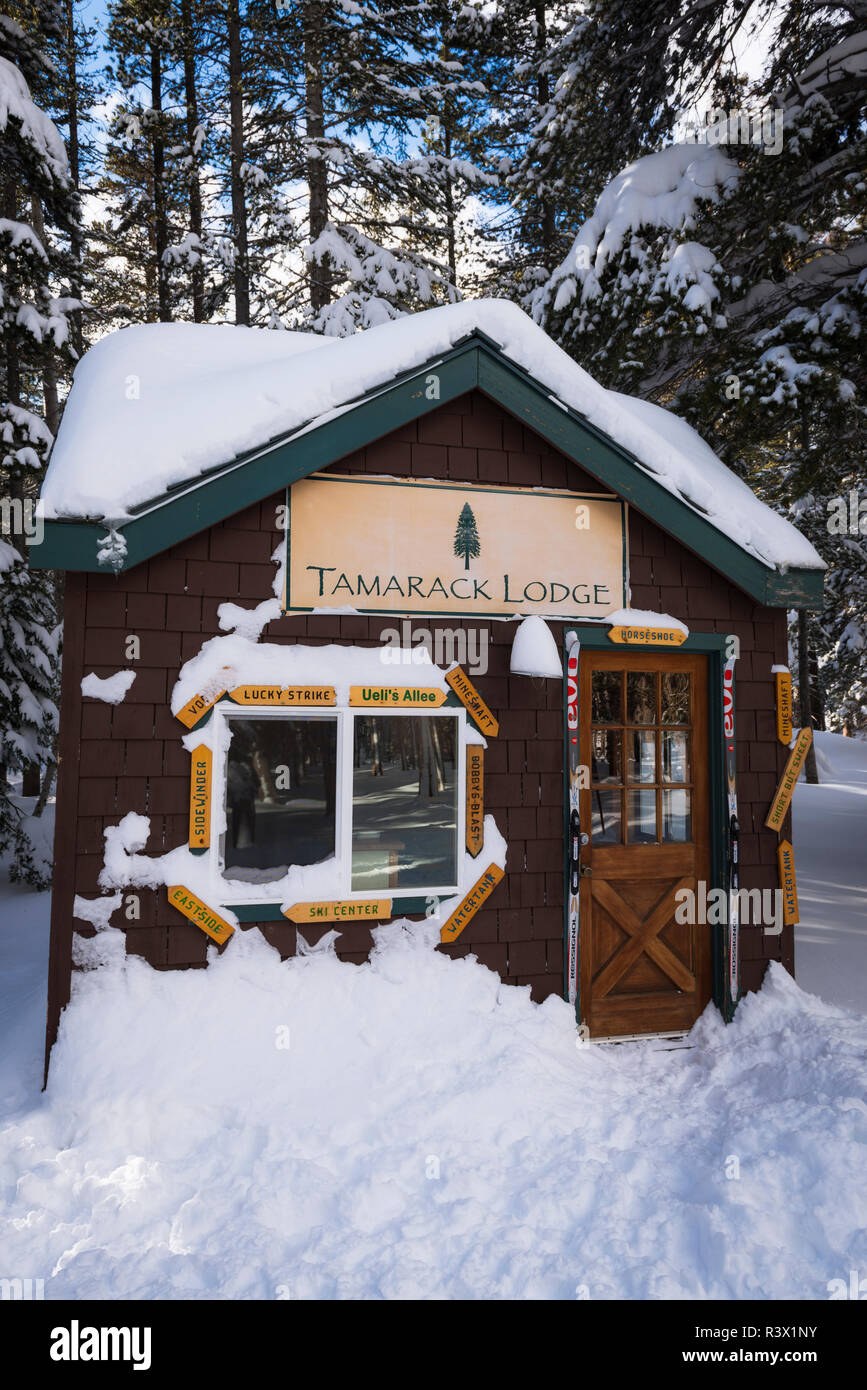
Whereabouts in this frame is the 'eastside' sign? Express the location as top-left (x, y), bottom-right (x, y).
top-left (286, 475), bottom-right (627, 620)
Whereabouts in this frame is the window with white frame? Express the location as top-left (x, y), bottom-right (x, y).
top-left (215, 706), bottom-right (463, 900)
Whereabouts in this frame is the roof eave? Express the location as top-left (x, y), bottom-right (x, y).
top-left (30, 333), bottom-right (825, 611)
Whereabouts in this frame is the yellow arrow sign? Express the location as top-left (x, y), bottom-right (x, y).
top-left (348, 686), bottom-right (448, 708)
top-left (188, 746), bottom-right (212, 849)
top-left (465, 746), bottom-right (484, 857)
top-left (765, 727), bottom-right (813, 831)
top-left (283, 898), bottom-right (392, 923)
top-left (175, 689), bottom-right (225, 729)
top-left (445, 666), bottom-right (499, 737)
top-left (775, 671), bottom-right (793, 745)
top-left (229, 685), bottom-right (336, 706)
top-left (167, 885), bottom-right (235, 945)
top-left (608, 625), bottom-right (687, 646)
top-left (777, 839), bottom-right (800, 926)
top-left (440, 863), bottom-right (504, 943)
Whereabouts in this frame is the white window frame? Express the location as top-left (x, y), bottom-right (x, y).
top-left (210, 702), bottom-right (466, 907)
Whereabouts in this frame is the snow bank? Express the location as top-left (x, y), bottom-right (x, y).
top-left (40, 302), bottom-right (823, 573)
top-left (0, 926), bottom-right (865, 1299)
top-left (793, 731), bottom-right (867, 1015)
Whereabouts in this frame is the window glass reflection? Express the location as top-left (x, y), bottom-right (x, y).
top-left (224, 717), bottom-right (337, 883)
top-left (352, 716), bottom-right (458, 891)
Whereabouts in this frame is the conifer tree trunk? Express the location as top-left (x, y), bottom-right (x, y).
top-left (443, 95), bottom-right (457, 288)
top-left (3, 175), bottom-right (24, 521)
top-left (534, 3), bottom-right (555, 261)
top-left (798, 610), bottom-right (819, 784)
top-left (64, 0), bottom-right (84, 356)
top-left (228, 0), bottom-right (250, 324)
top-left (181, 0), bottom-right (205, 322)
top-left (305, 0), bottom-right (330, 312)
top-left (64, 0), bottom-right (80, 188)
top-left (29, 196), bottom-right (60, 437)
top-left (150, 42), bottom-right (171, 322)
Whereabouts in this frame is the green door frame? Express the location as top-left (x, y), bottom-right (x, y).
top-left (562, 627), bottom-right (729, 1025)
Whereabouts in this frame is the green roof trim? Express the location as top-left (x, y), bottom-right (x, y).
top-left (30, 333), bottom-right (823, 610)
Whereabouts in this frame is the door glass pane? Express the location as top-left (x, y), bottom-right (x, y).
top-left (662, 789), bottom-right (692, 842)
top-left (591, 788), bottom-right (622, 843)
top-left (352, 715), bottom-right (458, 891)
top-left (627, 671), bottom-right (657, 724)
top-left (223, 717), bottom-right (337, 882)
top-left (592, 670), bottom-right (622, 723)
top-left (591, 729), bottom-right (622, 784)
top-left (662, 672), bottom-right (690, 723)
top-left (626, 788), bottom-right (656, 843)
top-left (662, 730), bottom-right (690, 784)
top-left (627, 729), bottom-right (656, 783)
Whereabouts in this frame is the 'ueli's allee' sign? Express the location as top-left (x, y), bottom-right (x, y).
top-left (286, 475), bottom-right (627, 620)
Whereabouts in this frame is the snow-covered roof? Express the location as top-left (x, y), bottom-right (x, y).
top-left (41, 300), bottom-right (823, 574)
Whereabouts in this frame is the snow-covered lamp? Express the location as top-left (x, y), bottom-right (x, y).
top-left (510, 616), bottom-right (562, 678)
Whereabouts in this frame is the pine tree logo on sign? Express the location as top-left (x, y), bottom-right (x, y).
top-left (453, 502), bottom-right (481, 570)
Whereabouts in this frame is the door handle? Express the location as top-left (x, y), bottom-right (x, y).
top-left (580, 864), bottom-right (593, 877)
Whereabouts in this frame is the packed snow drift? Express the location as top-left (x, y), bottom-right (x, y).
top-left (0, 733), bottom-right (864, 1300)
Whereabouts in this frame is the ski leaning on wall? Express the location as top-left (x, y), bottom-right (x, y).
top-left (723, 655), bottom-right (740, 1014)
top-left (565, 631), bottom-right (581, 1009)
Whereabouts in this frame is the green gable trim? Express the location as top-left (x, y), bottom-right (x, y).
top-left (473, 347), bottom-right (823, 610)
top-left (30, 334), bottom-right (823, 610)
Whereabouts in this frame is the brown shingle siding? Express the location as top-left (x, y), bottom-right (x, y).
top-left (48, 388), bottom-right (795, 1059)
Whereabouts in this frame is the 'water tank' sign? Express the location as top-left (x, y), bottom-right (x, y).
top-left (285, 475), bottom-right (627, 620)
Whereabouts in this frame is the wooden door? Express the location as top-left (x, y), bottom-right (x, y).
top-left (578, 651), bottom-right (711, 1038)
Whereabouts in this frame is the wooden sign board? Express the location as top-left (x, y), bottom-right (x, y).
top-left (775, 671), bottom-right (793, 745)
top-left (283, 899), bottom-right (392, 923)
top-left (440, 862), bottom-right (504, 943)
top-left (465, 746), bottom-right (484, 856)
top-left (608, 625), bottom-right (686, 646)
top-left (167, 885), bottom-right (235, 945)
top-left (230, 685), bottom-right (335, 706)
top-left (765, 727), bottom-right (813, 831)
top-left (445, 666), bottom-right (499, 737)
top-left (287, 474), bottom-right (627, 621)
top-left (176, 689), bottom-right (225, 729)
top-left (349, 686), bottom-right (447, 708)
top-left (777, 839), bottom-right (799, 926)
top-left (188, 745), bottom-right (212, 849)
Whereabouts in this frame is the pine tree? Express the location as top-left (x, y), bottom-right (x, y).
top-left (1, 10), bottom-right (79, 882)
top-left (255, 0), bottom-right (491, 333)
top-left (480, 1), bottom-right (571, 302)
top-left (453, 502), bottom-right (480, 570)
top-left (532, 6), bottom-right (867, 730)
top-left (98, 0), bottom-right (188, 324)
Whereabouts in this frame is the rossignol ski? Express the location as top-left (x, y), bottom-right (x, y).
top-left (723, 655), bottom-right (740, 1010)
top-left (565, 631), bottom-right (581, 1008)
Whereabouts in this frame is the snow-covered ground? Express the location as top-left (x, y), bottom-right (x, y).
top-left (0, 732), bottom-right (864, 1300)
top-left (794, 732), bottom-right (867, 1014)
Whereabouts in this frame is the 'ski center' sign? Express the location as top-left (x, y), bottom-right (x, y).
top-left (286, 475), bottom-right (627, 620)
